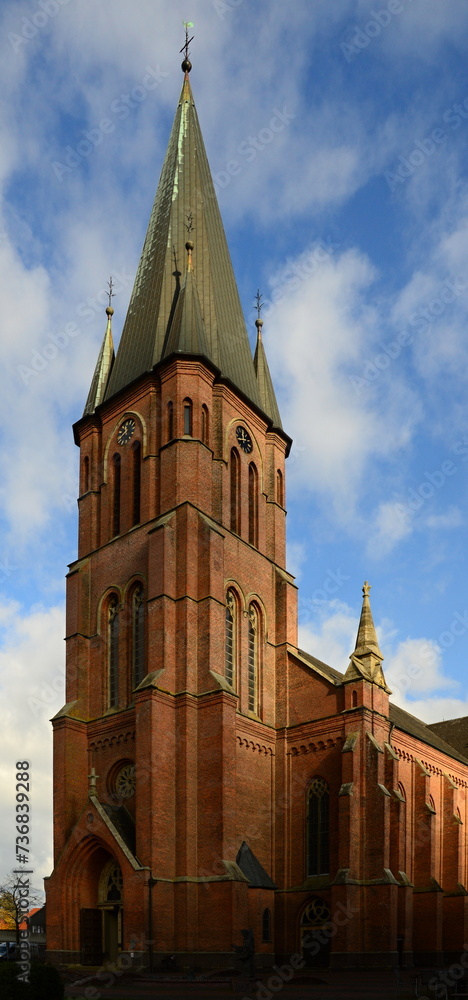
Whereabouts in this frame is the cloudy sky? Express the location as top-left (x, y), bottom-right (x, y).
top-left (1, 0), bottom-right (468, 888)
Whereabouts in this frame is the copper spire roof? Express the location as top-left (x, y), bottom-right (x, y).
top-left (102, 67), bottom-right (277, 419)
top-left (254, 317), bottom-right (282, 429)
top-left (84, 305), bottom-right (115, 416)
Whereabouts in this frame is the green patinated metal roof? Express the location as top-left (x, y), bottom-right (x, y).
top-left (162, 258), bottom-right (209, 360)
top-left (104, 72), bottom-right (269, 414)
top-left (84, 308), bottom-right (115, 416)
top-left (254, 323), bottom-right (282, 429)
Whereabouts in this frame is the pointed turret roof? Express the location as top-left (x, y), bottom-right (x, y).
top-left (343, 582), bottom-right (390, 692)
top-left (254, 317), bottom-right (282, 429)
top-left (84, 306), bottom-right (115, 416)
top-left (103, 65), bottom-right (274, 420)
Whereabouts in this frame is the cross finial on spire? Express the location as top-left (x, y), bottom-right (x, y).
top-left (363, 581), bottom-right (371, 597)
top-left (180, 21), bottom-right (194, 74)
top-left (255, 289), bottom-right (263, 321)
top-left (255, 289), bottom-right (264, 337)
top-left (106, 276), bottom-right (115, 317)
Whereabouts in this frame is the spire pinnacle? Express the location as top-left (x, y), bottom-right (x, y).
top-left (106, 275), bottom-right (115, 317)
top-left (83, 285), bottom-right (115, 416)
top-left (343, 582), bottom-right (390, 692)
top-left (255, 289), bottom-right (264, 339)
top-left (180, 21), bottom-right (194, 75)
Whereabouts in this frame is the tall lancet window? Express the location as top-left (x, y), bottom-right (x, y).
top-left (132, 586), bottom-right (145, 688)
top-left (201, 405), bottom-right (209, 446)
top-left (225, 590), bottom-right (236, 688)
top-left (132, 440), bottom-right (141, 526)
top-left (276, 469), bottom-right (284, 507)
top-left (108, 596), bottom-right (119, 708)
top-left (183, 399), bottom-right (192, 436)
top-left (307, 777), bottom-right (330, 876)
top-left (248, 462), bottom-right (259, 547)
top-left (230, 448), bottom-right (240, 534)
top-left (248, 604), bottom-right (259, 714)
top-left (112, 453), bottom-right (121, 537)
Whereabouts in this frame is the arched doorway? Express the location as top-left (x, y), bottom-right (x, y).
top-left (300, 897), bottom-right (331, 968)
top-left (98, 860), bottom-right (123, 963)
top-left (79, 853), bottom-right (123, 966)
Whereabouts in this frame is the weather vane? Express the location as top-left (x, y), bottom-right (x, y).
top-left (180, 21), bottom-right (194, 65)
top-left (255, 289), bottom-right (264, 321)
top-left (107, 276), bottom-right (115, 311)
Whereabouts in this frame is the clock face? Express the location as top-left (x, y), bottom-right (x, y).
top-left (236, 425), bottom-right (253, 453)
top-left (117, 418), bottom-right (136, 445)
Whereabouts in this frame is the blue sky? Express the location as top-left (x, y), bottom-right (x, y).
top-left (1, 0), bottom-right (468, 886)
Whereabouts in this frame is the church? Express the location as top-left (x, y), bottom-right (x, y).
top-left (45, 53), bottom-right (468, 972)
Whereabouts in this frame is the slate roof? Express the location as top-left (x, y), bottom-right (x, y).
top-left (100, 71), bottom-right (281, 428)
top-left (426, 715), bottom-right (468, 759)
top-left (389, 704), bottom-right (468, 765)
top-left (295, 646), bottom-right (468, 765)
top-left (236, 841), bottom-right (277, 889)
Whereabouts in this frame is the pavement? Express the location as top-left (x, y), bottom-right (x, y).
top-left (62, 966), bottom-right (426, 1000)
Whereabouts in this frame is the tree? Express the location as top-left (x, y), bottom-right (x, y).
top-left (0, 871), bottom-right (43, 944)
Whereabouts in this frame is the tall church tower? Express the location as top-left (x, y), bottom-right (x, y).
top-left (45, 56), bottom-right (295, 969)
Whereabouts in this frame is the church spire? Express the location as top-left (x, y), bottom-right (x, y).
top-left (253, 292), bottom-right (282, 428)
top-left (83, 287), bottom-right (115, 416)
top-left (102, 59), bottom-right (271, 419)
top-left (343, 582), bottom-right (390, 692)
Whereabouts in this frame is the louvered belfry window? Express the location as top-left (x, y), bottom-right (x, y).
top-left (248, 605), bottom-right (258, 713)
top-left (133, 586), bottom-right (145, 687)
top-left (108, 597), bottom-right (119, 708)
top-left (225, 591), bottom-right (236, 687)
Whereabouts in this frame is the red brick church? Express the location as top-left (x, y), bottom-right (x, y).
top-left (45, 57), bottom-right (468, 971)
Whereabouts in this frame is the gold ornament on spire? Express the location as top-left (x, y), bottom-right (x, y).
top-left (180, 21), bottom-right (194, 75)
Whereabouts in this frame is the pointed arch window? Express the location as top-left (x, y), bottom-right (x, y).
top-left (132, 440), bottom-right (141, 526)
top-left (248, 604), bottom-right (259, 714)
top-left (132, 585), bottom-right (145, 688)
top-left (307, 777), bottom-right (329, 876)
top-left (183, 398), bottom-right (192, 436)
top-left (248, 462), bottom-right (259, 547)
top-left (167, 401), bottom-right (174, 441)
top-left (201, 405), bottom-right (209, 446)
top-left (112, 453), bottom-right (121, 537)
top-left (108, 596), bottom-right (119, 708)
top-left (262, 908), bottom-right (271, 942)
top-left (276, 469), bottom-right (284, 507)
top-left (225, 590), bottom-right (237, 688)
top-left (230, 448), bottom-right (240, 534)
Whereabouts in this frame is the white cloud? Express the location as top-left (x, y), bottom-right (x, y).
top-left (0, 600), bottom-right (65, 885)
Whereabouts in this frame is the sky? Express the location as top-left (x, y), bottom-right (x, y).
top-left (1, 0), bottom-right (468, 890)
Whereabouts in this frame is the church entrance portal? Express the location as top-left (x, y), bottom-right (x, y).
top-left (300, 897), bottom-right (331, 968)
